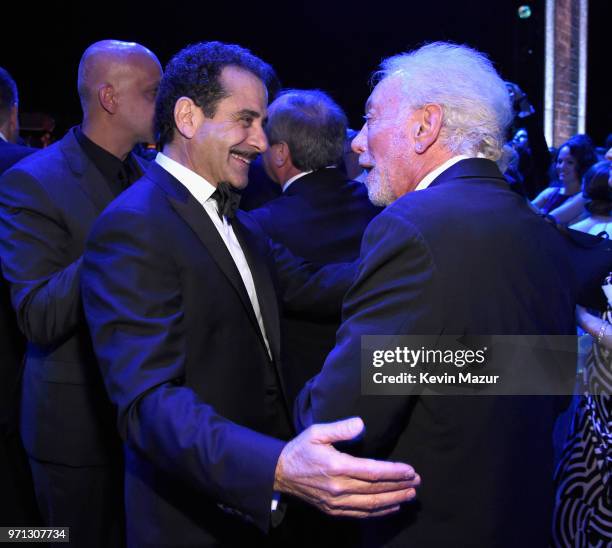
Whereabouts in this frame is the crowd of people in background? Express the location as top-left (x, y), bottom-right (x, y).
top-left (0, 38), bottom-right (611, 548)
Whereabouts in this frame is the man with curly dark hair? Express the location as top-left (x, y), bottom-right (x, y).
top-left (82, 41), bottom-right (419, 547)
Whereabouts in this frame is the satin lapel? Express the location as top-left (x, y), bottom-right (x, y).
top-left (168, 195), bottom-right (261, 331)
top-left (231, 217), bottom-right (281, 363)
top-left (59, 128), bottom-right (115, 214)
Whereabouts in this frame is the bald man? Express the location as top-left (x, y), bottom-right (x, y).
top-left (0, 40), bottom-right (161, 547)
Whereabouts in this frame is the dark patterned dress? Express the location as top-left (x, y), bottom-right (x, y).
top-left (553, 303), bottom-right (612, 547)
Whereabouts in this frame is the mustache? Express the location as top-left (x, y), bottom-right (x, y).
top-left (230, 148), bottom-right (259, 161)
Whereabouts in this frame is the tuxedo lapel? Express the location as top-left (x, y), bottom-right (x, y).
top-left (168, 196), bottom-right (262, 333)
top-left (232, 217), bottom-right (281, 363)
top-left (60, 128), bottom-right (115, 214)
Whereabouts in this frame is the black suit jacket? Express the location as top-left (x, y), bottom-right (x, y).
top-left (250, 168), bottom-right (380, 403)
top-left (0, 127), bottom-right (145, 467)
top-left (296, 159), bottom-right (612, 548)
top-left (0, 139), bottom-right (40, 525)
top-left (0, 140), bottom-right (36, 426)
top-left (81, 162), bottom-right (354, 546)
top-left (0, 140), bottom-right (36, 174)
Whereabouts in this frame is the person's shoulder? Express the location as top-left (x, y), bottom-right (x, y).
top-left (0, 135), bottom-right (78, 194)
top-left (0, 142), bottom-right (36, 174)
top-left (533, 186), bottom-right (556, 201)
top-left (0, 141), bottom-right (35, 159)
top-left (91, 178), bottom-right (173, 248)
top-left (106, 174), bottom-right (163, 215)
top-left (385, 184), bottom-right (453, 223)
top-left (363, 198), bottom-right (425, 244)
top-left (247, 194), bottom-right (294, 228)
top-left (3, 140), bottom-right (61, 173)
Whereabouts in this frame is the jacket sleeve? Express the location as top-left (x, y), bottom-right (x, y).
top-left (294, 207), bottom-right (440, 454)
top-left (0, 168), bottom-right (82, 345)
top-left (268, 238), bottom-right (358, 319)
top-left (82, 205), bottom-right (284, 532)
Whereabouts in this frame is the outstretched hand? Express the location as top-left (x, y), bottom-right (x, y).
top-left (273, 417), bottom-right (420, 518)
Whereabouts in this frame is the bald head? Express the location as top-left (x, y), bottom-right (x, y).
top-left (77, 40), bottom-right (160, 111)
top-left (76, 40), bottom-right (162, 156)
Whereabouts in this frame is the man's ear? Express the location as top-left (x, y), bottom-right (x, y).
top-left (98, 84), bottom-right (117, 114)
top-left (271, 141), bottom-right (290, 167)
top-left (7, 104), bottom-right (19, 142)
top-left (174, 97), bottom-right (198, 139)
top-left (413, 103), bottom-right (443, 154)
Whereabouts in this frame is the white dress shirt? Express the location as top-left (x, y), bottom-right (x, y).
top-left (155, 152), bottom-right (272, 359)
top-left (282, 170), bottom-right (312, 193)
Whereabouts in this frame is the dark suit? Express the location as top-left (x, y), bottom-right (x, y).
top-left (296, 159), bottom-right (612, 548)
top-left (0, 139), bottom-right (39, 525)
top-left (239, 155), bottom-right (281, 211)
top-left (0, 128), bottom-right (145, 546)
top-left (250, 168), bottom-right (380, 403)
top-left (0, 140), bottom-right (36, 173)
top-left (81, 162), bottom-right (353, 547)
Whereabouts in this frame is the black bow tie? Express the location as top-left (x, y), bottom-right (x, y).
top-left (211, 182), bottom-right (241, 220)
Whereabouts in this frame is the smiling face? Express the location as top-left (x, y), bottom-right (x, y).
top-left (555, 145), bottom-right (579, 187)
top-left (186, 66), bottom-right (268, 189)
top-left (351, 76), bottom-right (420, 206)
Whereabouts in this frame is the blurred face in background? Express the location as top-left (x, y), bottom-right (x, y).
top-left (512, 128), bottom-right (528, 147)
top-left (556, 146), bottom-right (579, 188)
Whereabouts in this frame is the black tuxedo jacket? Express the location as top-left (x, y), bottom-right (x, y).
top-left (0, 127), bottom-right (145, 467)
top-left (250, 168), bottom-right (380, 404)
top-left (81, 162), bottom-right (354, 546)
top-left (296, 159), bottom-right (612, 548)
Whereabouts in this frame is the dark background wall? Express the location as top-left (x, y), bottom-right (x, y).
top-left (2, 0), bottom-right (609, 145)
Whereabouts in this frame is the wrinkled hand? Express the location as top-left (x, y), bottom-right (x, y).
top-left (274, 417), bottom-right (420, 518)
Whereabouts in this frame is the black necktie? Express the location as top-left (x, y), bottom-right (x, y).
top-left (211, 182), bottom-right (241, 220)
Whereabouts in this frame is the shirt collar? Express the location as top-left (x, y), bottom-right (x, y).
top-left (282, 170), bottom-right (313, 193)
top-left (282, 165), bottom-right (338, 192)
top-left (75, 126), bottom-right (125, 175)
top-left (0, 131), bottom-right (7, 143)
top-left (75, 126), bottom-right (135, 195)
top-left (155, 152), bottom-right (216, 208)
top-left (414, 155), bottom-right (471, 191)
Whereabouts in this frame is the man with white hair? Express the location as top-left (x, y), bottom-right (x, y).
top-left (0, 40), bottom-right (162, 546)
top-left (295, 42), bottom-right (606, 547)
